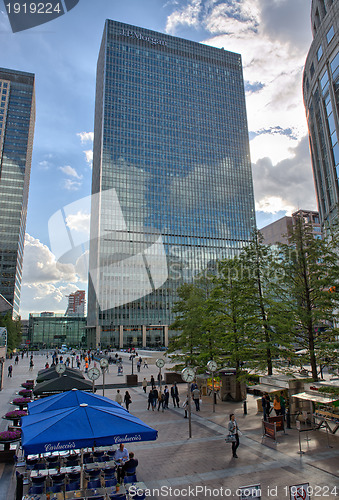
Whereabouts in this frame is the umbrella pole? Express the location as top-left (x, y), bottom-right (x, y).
top-left (80, 448), bottom-right (84, 490)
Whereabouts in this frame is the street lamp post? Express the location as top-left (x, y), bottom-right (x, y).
top-left (207, 360), bottom-right (218, 413)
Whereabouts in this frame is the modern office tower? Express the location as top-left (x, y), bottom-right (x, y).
top-left (303, 0), bottom-right (339, 228)
top-left (0, 68), bottom-right (35, 317)
top-left (87, 20), bottom-right (255, 349)
top-left (65, 290), bottom-right (86, 317)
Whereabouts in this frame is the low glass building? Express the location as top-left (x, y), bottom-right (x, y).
top-left (28, 314), bottom-right (87, 349)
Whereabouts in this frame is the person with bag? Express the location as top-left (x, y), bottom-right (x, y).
top-left (228, 413), bottom-right (240, 458)
top-left (124, 390), bottom-right (132, 412)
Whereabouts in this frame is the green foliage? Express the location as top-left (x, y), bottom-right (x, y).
top-left (0, 312), bottom-right (22, 352)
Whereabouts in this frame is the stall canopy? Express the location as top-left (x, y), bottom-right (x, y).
top-left (28, 389), bottom-right (126, 414)
top-left (33, 375), bottom-right (93, 396)
top-left (292, 392), bottom-right (339, 404)
top-left (21, 403), bottom-right (158, 455)
top-left (37, 367), bottom-right (84, 383)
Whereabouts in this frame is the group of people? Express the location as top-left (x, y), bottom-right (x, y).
top-left (261, 391), bottom-right (286, 421)
top-left (113, 443), bottom-right (138, 483)
top-left (115, 389), bottom-right (132, 411)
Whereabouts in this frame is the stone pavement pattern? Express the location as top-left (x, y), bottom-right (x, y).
top-left (0, 352), bottom-right (338, 500)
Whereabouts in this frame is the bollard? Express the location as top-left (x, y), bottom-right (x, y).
top-left (243, 400), bottom-right (247, 415)
top-left (286, 407), bottom-right (291, 429)
top-left (214, 392), bottom-right (217, 405)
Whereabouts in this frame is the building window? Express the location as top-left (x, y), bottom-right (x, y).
top-left (330, 50), bottom-right (339, 80)
top-left (326, 25), bottom-right (334, 44)
top-left (317, 45), bottom-right (323, 61)
top-left (310, 62), bottom-right (315, 78)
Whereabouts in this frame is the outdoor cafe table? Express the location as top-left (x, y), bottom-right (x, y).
top-left (30, 465), bottom-right (82, 478)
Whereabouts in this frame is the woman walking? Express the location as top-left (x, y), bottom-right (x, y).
top-left (228, 413), bottom-right (240, 458)
top-left (124, 391), bottom-right (132, 412)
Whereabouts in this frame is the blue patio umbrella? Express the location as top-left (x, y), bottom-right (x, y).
top-left (27, 389), bottom-right (126, 414)
top-left (21, 403), bottom-right (158, 456)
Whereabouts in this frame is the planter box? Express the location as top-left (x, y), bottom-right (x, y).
top-left (0, 449), bottom-right (16, 463)
top-left (126, 374), bottom-right (138, 386)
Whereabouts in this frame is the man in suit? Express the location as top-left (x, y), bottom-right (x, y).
top-left (119, 452), bottom-right (138, 482)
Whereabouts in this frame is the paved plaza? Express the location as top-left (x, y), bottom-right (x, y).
top-left (0, 352), bottom-right (338, 500)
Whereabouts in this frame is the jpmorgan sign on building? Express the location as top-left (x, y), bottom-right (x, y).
top-left (121, 28), bottom-right (167, 46)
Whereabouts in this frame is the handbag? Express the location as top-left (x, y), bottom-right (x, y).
top-left (225, 434), bottom-right (236, 443)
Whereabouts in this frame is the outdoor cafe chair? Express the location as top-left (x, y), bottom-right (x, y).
top-left (29, 484), bottom-right (45, 495)
top-left (25, 457), bottom-right (38, 469)
top-left (86, 469), bottom-right (101, 479)
top-left (83, 454), bottom-right (94, 464)
top-left (108, 494), bottom-right (127, 500)
top-left (66, 480), bottom-right (81, 491)
top-left (123, 475), bottom-right (137, 484)
top-left (66, 457), bottom-right (80, 467)
top-left (51, 472), bottom-right (66, 484)
top-left (87, 478), bottom-right (102, 490)
top-left (87, 496), bottom-right (105, 500)
top-left (93, 450), bottom-right (104, 459)
top-left (31, 475), bottom-right (46, 485)
top-left (32, 462), bottom-right (47, 471)
top-left (49, 483), bottom-right (64, 494)
top-left (68, 471), bottom-right (81, 481)
top-left (105, 478), bottom-right (118, 488)
top-left (103, 468), bottom-right (116, 479)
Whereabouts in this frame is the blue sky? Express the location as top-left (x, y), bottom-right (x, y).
top-left (0, 0), bottom-right (317, 318)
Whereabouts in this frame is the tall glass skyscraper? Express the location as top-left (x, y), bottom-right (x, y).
top-left (87, 20), bottom-right (255, 348)
top-left (0, 68), bottom-right (35, 317)
top-left (303, 0), bottom-right (339, 228)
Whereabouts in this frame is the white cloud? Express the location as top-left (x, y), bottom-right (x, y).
top-left (252, 136), bottom-right (317, 215)
top-left (62, 179), bottom-right (82, 191)
top-left (84, 150), bottom-right (93, 164)
top-left (38, 160), bottom-right (51, 170)
top-left (77, 131), bottom-right (94, 144)
top-left (59, 165), bottom-right (83, 179)
top-left (19, 234), bottom-right (88, 319)
top-left (22, 234), bottom-right (78, 284)
top-left (66, 211), bottom-right (90, 234)
top-left (166, 0), bottom-right (202, 33)
top-left (250, 132), bottom-right (297, 165)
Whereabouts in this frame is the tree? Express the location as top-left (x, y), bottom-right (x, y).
top-left (0, 312), bottom-right (22, 352)
top-left (168, 283), bottom-right (206, 369)
top-left (277, 218), bottom-right (339, 381)
top-left (239, 230), bottom-right (291, 375)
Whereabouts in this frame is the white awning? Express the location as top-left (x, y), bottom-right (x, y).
top-left (292, 392), bottom-right (339, 403)
top-left (250, 383), bottom-right (285, 394)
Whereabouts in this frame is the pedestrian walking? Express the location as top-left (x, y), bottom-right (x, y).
top-left (228, 413), bottom-right (240, 458)
top-left (115, 389), bottom-right (123, 405)
top-left (152, 388), bottom-right (158, 410)
top-left (29, 359), bottom-right (34, 371)
top-left (124, 391), bottom-right (132, 412)
top-left (157, 392), bottom-right (165, 412)
top-left (147, 390), bottom-right (154, 411)
top-left (143, 359), bottom-right (148, 368)
top-left (192, 387), bottom-right (200, 411)
top-left (163, 385), bottom-right (169, 409)
top-left (150, 375), bottom-right (155, 389)
top-left (261, 393), bottom-right (269, 421)
top-left (15, 355), bottom-right (19, 365)
top-left (171, 383), bottom-right (180, 407)
top-left (8, 364), bottom-right (13, 377)
top-left (142, 378), bottom-right (148, 393)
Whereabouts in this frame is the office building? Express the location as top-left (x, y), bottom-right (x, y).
top-left (65, 290), bottom-right (86, 317)
top-left (303, 0), bottom-right (339, 228)
top-left (0, 68), bottom-right (35, 316)
top-left (87, 20), bottom-right (255, 349)
top-left (260, 210), bottom-right (322, 245)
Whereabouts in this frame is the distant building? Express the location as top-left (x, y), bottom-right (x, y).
top-left (260, 210), bottom-right (322, 245)
top-left (28, 313), bottom-right (87, 349)
top-left (65, 290), bottom-right (85, 317)
top-left (260, 216), bottom-right (293, 245)
top-left (303, 0), bottom-right (339, 228)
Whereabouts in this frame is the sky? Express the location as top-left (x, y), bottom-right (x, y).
top-left (0, 0), bottom-right (317, 319)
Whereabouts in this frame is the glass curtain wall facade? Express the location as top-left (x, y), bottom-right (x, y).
top-left (88, 20), bottom-right (255, 347)
top-left (303, 0), bottom-right (339, 228)
top-left (28, 314), bottom-right (87, 349)
top-left (0, 68), bottom-right (35, 316)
